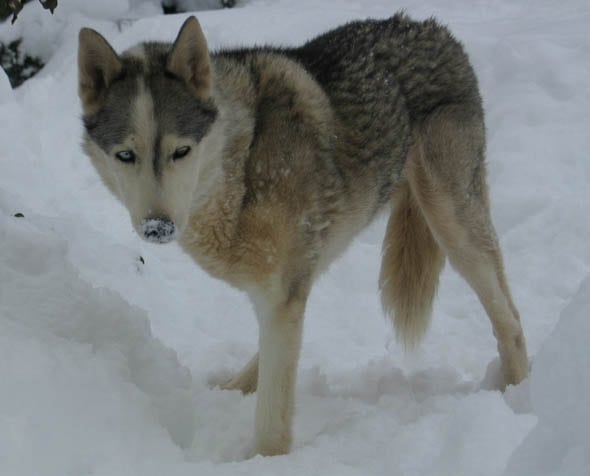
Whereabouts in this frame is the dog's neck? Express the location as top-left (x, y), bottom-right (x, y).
top-left (178, 64), bottom-right (256, 282)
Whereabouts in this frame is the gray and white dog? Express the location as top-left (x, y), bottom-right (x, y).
top-left (78, 14), bottom-right (528, 456)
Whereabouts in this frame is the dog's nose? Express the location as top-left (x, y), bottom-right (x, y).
top-left (141, 218), bottom-right (177, 244)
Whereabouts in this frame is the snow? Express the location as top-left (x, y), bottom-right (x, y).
top-left (0, 0), bottom-right (589, 475)
top-left (0, 66), bottom-right (11, 103)
top-left (504, 277), bottom-right (590, 476)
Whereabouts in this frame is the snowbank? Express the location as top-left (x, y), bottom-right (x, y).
top-left (504, 277), bottom-right (590, 476)
top-left (0, 66), bottom-right (11, 103)
top-left (0, 199), bottom-right (195, 475)
top-left (0, 200), bottom-right (536, 475)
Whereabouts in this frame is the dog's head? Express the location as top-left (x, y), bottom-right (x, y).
top-left (78, 17), bottom-right (221, 244)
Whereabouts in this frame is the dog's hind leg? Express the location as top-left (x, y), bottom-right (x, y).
top-left (408, 106), bottom-right (528, 387)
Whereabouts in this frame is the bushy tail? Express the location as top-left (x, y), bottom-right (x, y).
top-left (379, 182), bottom-right (445, 349)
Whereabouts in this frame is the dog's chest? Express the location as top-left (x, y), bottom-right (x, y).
top-left (179, 199), bottom-right (283, 289)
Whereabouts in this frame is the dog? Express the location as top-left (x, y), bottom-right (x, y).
top-left (78, 13), bottom-right (528, 456)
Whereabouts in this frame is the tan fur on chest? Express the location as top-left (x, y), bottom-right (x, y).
top-left (180, 196), bottom-right (292, 289)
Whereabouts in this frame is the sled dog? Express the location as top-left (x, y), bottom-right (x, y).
top-left (78, 14), bottom-right (528, 456)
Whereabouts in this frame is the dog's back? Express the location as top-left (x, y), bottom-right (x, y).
top-left (295, 14), bottom-right (481, 121)
top-left (293, 14), bottom-right (483, 197)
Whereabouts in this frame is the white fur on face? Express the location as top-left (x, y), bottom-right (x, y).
top-left (99, 78), bottom-right (224, 243)
top-left (113, 79), bottom-right (160, 237)
top-left (123, 44), bottom-right (148, 63)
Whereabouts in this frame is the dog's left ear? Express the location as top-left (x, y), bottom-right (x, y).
top-left (167, 16), bottom-right (212, 99)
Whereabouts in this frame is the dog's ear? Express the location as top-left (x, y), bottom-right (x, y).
top-left (78, 28), bottom-right (122, 114)
top-left (167, 16), bottom-right (212, 98)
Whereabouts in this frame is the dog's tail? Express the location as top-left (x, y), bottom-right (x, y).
top-left (379, 180), bottom-right (446, 349)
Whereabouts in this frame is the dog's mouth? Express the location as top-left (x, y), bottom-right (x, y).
top-left (140, 218), bottom-right (178, 244)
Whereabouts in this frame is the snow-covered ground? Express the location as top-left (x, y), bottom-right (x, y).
top-left (1, 1), bottom-right (589, 475)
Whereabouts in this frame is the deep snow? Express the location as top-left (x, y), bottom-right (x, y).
top-left (0, 1), bottom-right (589, 475)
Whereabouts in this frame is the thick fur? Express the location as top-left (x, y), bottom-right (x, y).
top-left (78, 14), bottom-right (529, 456)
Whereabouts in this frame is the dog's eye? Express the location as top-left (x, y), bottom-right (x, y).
top-left (172, 146), bottom-right (191, 160)
top-left (115, 150), bottom-right (136, 163)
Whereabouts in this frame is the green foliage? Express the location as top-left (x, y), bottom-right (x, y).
top-left (0, 38), bottom-right (44, 87)
top-left (161, 1), bottom-right (178, 14)
top-left (1, 0), bottom-right (56, 24)
top-left (161, 0), bottom-right (237, 14)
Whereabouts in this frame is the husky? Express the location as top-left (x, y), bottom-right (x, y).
top-left (78, 14), bottom-right (528, 456)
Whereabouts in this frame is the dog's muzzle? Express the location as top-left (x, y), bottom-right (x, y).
top-left (141, 218), bottom-right (177, 244)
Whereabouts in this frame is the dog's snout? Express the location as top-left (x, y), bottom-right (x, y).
top-left (141, 217), bottom-right (177, 244)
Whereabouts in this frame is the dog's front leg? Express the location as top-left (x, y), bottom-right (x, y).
top-left (251, 289), bottom-right (307, 456)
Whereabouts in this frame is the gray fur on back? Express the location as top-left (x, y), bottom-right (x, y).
top-left (212, 13), bottom-right (483, 214)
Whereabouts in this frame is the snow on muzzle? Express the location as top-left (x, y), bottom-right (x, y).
top-left (140, 217), bottom-right (177, 244)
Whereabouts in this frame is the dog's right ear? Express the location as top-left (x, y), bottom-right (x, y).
top-left (78, 28), bottom-right (122, 114)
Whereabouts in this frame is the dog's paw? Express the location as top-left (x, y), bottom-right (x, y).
top-left (207, 371), bottom-right (257, 394)
top-left (206, 370), bottom-right (235, 390)
top-left (479, 357), bottom-right (533, 392)
top-left (222, 374), bottom-right (257, 394)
